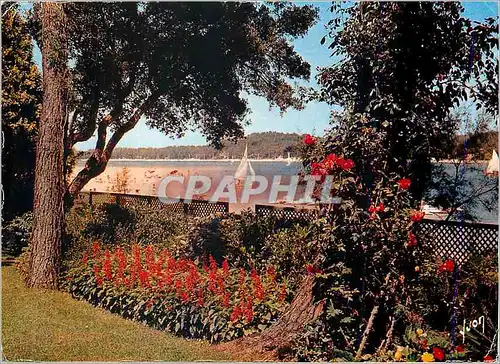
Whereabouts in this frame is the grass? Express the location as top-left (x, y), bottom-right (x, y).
top-left (2, 265), bottom-right (233, 361)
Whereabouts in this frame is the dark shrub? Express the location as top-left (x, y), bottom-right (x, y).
top-left (2, 212), bottom-right (33, 256)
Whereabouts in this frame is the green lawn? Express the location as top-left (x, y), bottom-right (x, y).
top-left (2, 265), bottom-right (233, 361)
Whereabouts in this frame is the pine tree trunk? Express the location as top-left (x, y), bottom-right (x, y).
top-left (27, 3), bottom-right (68, 289)
top-left (218, 275), bottom-right (324, 360)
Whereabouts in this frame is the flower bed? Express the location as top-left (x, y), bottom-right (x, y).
top-left (64, 243), bottom-right (290, 343)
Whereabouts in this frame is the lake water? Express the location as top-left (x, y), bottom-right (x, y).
top-left (77, 159), bottom-right (498, 223)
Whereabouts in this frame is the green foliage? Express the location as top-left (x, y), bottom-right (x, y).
top-left (64, 203), bottom-right (189, 267)
top-left (1, 4), bottom-right (41, 220)
top-left (175, 210), bottom-right (313, 287)
top-left (2, 212), bottom-right (33, 256)
top-left (319, 2), bottom-right (498, 201)
top-left (292, 114), bottom-right (498, 361)
top-left (29, 2), bottom-right (319, 195)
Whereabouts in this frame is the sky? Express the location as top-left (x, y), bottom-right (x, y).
top-left (27, 2), bottom-right (498, 150)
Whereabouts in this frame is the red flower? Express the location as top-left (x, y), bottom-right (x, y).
top-left (311, 162), bottom-right (327, 177)
top-left (323, 153), bottom-right (338, 169)
top-left (209, 255), bottom-right (217, 271)
top-left (244, 301), bottom-right (254, 322)
top-left (196, 289), bottom-right (204, 307)
top-left (411, 211), bottom-right (425, 222)
top-left (376, 203), bottom-right (385, 212)
top-left (250, 268), bottom-right (258, 279)
top-left (92, 241), bottom-right (101, 259)
top-left (368, 206), bottom-right (376, 213)
top-left (93, 264), bottom-right (103, 286)
top-left (305, 264), bottom-right (322, 274)
top-left (340, 158), bottom-right (355, 171)
top-left (303, 134), bottom-right (316, 146)
top-left (484, 355), bottom-right (495, 362)
top-left (278, 284), bottom-right (287, 302)
top-left (103, 250), bottom-right (113, 280)
top-left (266, 266), bottom-right (276, 281)
top-left (407, 232), bottom-right (417, 247)
top-left (238, 268), bottom-right (246, 285)
top-left (398, 178), bottom-right (411, 190)
top-left (439, 259), bottom-right (454, 273)
top-left (222, 291), bottom-right (230, 307)
top-left (139, 270), bottom-right (151, 288)
top-left (456, 345), bottom-right (465, 353)
top-left (82, 252), bottom-right (88, 266)
top-left (230, 305), bottom-right (242, 322)
top-left (421, 338), bottom-right (428, 350)
top-left (222, 259), bottom-right (229, 275)
top-left (433, 347), bottom-right (445, 361)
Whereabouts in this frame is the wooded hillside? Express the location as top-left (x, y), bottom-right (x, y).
top-left (77, 132), bottom-right (303, 160)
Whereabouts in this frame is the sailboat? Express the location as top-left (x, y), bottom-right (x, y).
top-left (233, 144), bottom-right (256, 192)
top-left (286, 152), bottom-right (292, 166)
top-left (485, 150), bottom-right (499, 177)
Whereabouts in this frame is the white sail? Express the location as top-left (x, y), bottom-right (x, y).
top-left (234, 144), bottom-right (255, 182)
top-left (486, 150), bottom-right (499, 175)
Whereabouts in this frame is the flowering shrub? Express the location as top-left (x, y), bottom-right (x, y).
top-left (291, 114), bottom-right (497, 362)
top-left (64, 243), bottom-right (290, 343)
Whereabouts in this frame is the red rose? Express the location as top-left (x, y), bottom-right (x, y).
top-left (411, 211), bottom-right (425, 222)
top-left (439, 259), bottom-right (454, 273)
top-left (368, 206), bottom-right (376, 213)
top-left (407, 232), bottom-right (417, 247)
top-left (376, 203), bottom-right (385, 212)
top-left (303, 134), bottom-right (316, 146)
top-left (311, 162), bottom-right (327, 177)
top-left (456, 345), bottom-right (465, 353)
top-left (433, 347), bottom-right (445, 361)
top-left (341, 158), bottom-right (355, 171)
top-left (398, 178), bottom-right (411, 190)
top-left (323, 153), bottom-right (338, 169)
top-left (484, 355), bottom-right (495, 362)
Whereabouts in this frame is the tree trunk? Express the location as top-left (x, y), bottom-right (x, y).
top-left (218, 275), bottom-right (324, 360)
top-left (27, 3), bottom-right (68, 289)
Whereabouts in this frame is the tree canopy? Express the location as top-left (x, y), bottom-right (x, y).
top-left (2, 3), bottom-right (41, 220)
top-left (28, 2), bottom-right (319, 198)
top-left (318, 2), bottom-right (498, 201)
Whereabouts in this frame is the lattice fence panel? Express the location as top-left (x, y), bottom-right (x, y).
top-left (80, 192), bottom-right (228, 217)
top-left (255, 204), bottom-right (318, 222)
top-left (417, 220), bottom-right (498, 264)
top-left (256, 204), bottom-right (498, 264)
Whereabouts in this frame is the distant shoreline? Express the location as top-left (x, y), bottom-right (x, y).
top-left (77, 158), bottom-right (487, 164)
top-left (77, 158), bottom-right (303, 163)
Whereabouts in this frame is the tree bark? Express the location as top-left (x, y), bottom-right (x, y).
top-left (218, 275), bottom-right (324, 360)
top-left (27, 3), bottom-right (68, 289)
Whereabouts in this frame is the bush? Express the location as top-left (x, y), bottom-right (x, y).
top-left (175, 210), bottom-right (315, 288)
top-left (64, 203), bottom-right (189, 268)
top-left (291, 114), bottom-right (498, 362)
top-left (64, 243), bottom-right (290, 343)
top-left (2, 212), bottom-right (33, 256)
